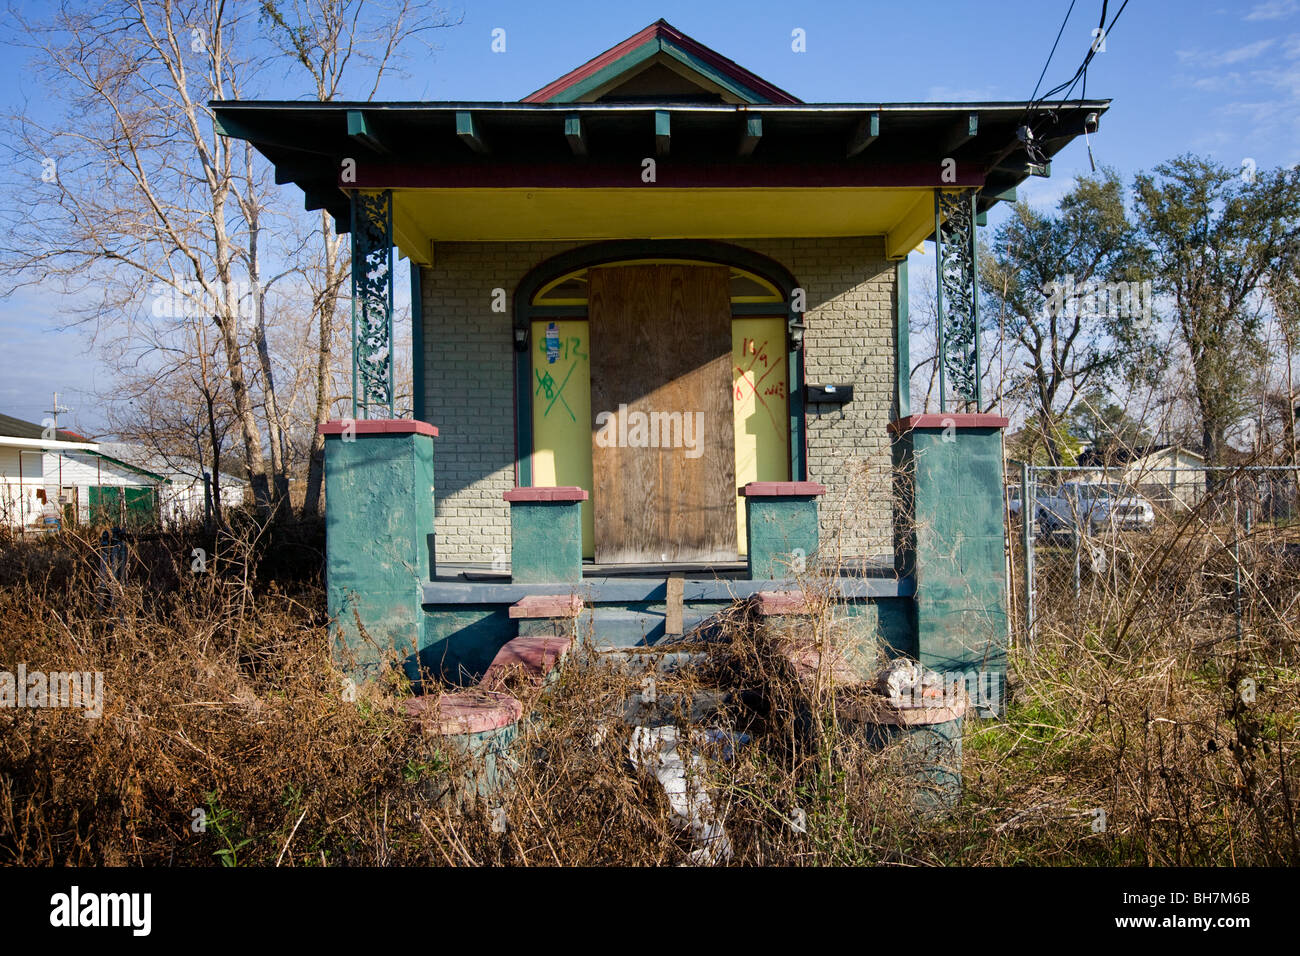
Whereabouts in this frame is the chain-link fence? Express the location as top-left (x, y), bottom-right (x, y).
top-left (1007, 463), bottom-right (1300, 648)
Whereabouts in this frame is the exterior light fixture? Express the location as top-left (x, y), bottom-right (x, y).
top-left (788, 320), bottom-right (806, 350)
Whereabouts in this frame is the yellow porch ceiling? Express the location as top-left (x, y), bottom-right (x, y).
top-left (391, 187), bottom-right (934, 262)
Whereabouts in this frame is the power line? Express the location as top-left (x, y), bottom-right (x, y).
top-left (1016, 0), bottom-right (1130, 166)
top-left (1026, 0), bottom-right (1079, 114)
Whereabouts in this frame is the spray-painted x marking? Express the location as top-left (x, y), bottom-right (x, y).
top-left (734, 339), bottom-right (787, 436)
top-left (536, 361), bottom-right (578, 423)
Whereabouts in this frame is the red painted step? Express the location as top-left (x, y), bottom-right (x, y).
top-left (481, 635), bottom-right (573, 691)
top-left (403, 690), bottom-right (523, 736)
top-left (508, 594), bottom-right (584, 619)
top-left (753, 590), bottom-right (817, 616)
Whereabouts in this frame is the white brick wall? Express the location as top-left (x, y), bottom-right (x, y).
top-left (420, 238), bottom-right (897, 563)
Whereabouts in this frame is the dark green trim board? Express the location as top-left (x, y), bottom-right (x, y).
top-left (545, 41), bottom-right (661, 103)
top-left (657, 42), bottom-right (769, 103)
top-left (896, 258), bottom-right (910, 420)
top-left (512, 239), bottom-right (805, 486)
top-left (514, 325), bottom-right (533, 489)
top-left (789, 345), bottom-right (805, 481)
top-left (411, 264), bottom-right (425, 423)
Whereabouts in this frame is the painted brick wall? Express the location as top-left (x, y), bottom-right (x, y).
top-left (419, 237), bottom-right (898, 564)
top-left (748, 237), bottom-right (898, 561)
top-left (420, 241), bottom-right (580, 565)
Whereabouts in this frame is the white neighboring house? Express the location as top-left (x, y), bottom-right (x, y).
top-left (1076, 444), bottom-right (1207, 512)
top-left (0, 414), bottom-right (244, 530)
top-left (0, 414), bottom-right (106, 530)
top-left (96, 442), bottom-right (245, 524)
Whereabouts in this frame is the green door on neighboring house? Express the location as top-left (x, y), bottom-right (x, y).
top-left (89, 486), bottom-right (158, 527)
top-left (123, 487), bottom-right (157, 526)
top-left (88, 486), bottom-right (121, 526)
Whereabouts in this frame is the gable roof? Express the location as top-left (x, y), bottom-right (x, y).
top-left (0, 412), bottom-right (90, 443)
top-left (523, 19), bottom-right (800, 105)
top-left (1077, 443), bottom-right (1205, 468)
top-left (96, 442), bottom-right (241, 483)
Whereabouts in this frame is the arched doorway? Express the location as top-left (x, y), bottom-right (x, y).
top-left (514, 242), bottom-right (803, 563)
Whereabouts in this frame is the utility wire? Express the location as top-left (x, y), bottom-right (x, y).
top-left (1024, 0), bottom-right (1079, 123)
top-left (1022, 0), bottom-right (1131, 163)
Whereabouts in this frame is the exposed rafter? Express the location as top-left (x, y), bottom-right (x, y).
top-left (942, 112), bottom-right (979, 155)
top-left (456, 111), bottom-right (489, 154)
top-left (347, 110), bottom-right (389, 155)
top-left (564, 114), bottom-right (587, 157)
top-left (654, 110), bottom-right (671, 156)
top-left (845, 112), bottom-right (879, 157)
top-left (738, 115), bottom-right (761, 157)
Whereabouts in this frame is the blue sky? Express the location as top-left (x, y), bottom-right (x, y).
top-left (1, 0), bottom-right (1297, 434)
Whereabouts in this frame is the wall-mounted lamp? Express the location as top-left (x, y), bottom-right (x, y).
top-left (788, 320), bottom-right (806, 350)
top-left (513, 326), bottom-right (528, 352)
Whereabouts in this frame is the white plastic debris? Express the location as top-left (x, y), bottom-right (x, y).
top-left (789, 807), bottom-right (807, 834)
top-left (629, 725), bottom-right (733, 866)
top-left (490, 806), bottom-right (509, 834)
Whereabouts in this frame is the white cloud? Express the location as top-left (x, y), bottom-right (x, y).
top-left (1178, 38), bottom-right (1276, 68)
top-left (1245, 0), bottom-right (1298, 21)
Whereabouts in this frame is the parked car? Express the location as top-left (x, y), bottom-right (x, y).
top-left (1034, 481), bottom-right (1155, 535)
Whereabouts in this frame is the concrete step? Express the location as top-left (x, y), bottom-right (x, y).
top-left (569, 604), bottom-right (733, 647)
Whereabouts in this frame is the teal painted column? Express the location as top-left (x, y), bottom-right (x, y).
top-left (740, 481), bottom-right (825, 580)
top-left (320, 419), bottom-right (437, 682)
top-left (889, 414), bottom-right (1009, 714)
top-left (504, 486), bottom-right (587, 584)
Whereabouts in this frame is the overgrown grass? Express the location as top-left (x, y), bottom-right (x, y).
top-left (0, 513), bottom-right (1296, 866)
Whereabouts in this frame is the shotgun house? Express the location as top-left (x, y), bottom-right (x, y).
top-left (214, 20), bottom-right (1106, 705)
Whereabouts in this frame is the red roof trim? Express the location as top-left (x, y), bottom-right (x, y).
top-left (523, 19), bottom-right (800, 105)
top-left (317, 419), bottom-right (439, 437)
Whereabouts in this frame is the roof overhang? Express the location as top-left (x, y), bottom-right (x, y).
top-left (0, 436), bottom-right (100, 453)
top-left (211, 98), bottom-right (1109, 261)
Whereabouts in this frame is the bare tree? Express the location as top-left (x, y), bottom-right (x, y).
top-left (258, 0), bottom-right (456, 515)
top-left (0, 1), bottom-right (278, 513)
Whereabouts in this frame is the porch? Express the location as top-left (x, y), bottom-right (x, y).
top-left (211, 18), bottom-right (1107, 712)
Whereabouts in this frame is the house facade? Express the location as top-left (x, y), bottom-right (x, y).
top-left (215, 21), bottom-right (1106, 698)
top-left (0, 415), bottom-right (243, 530)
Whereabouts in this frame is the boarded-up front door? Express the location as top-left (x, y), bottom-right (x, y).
top-left (589, 264), bottom-right (737, 564)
